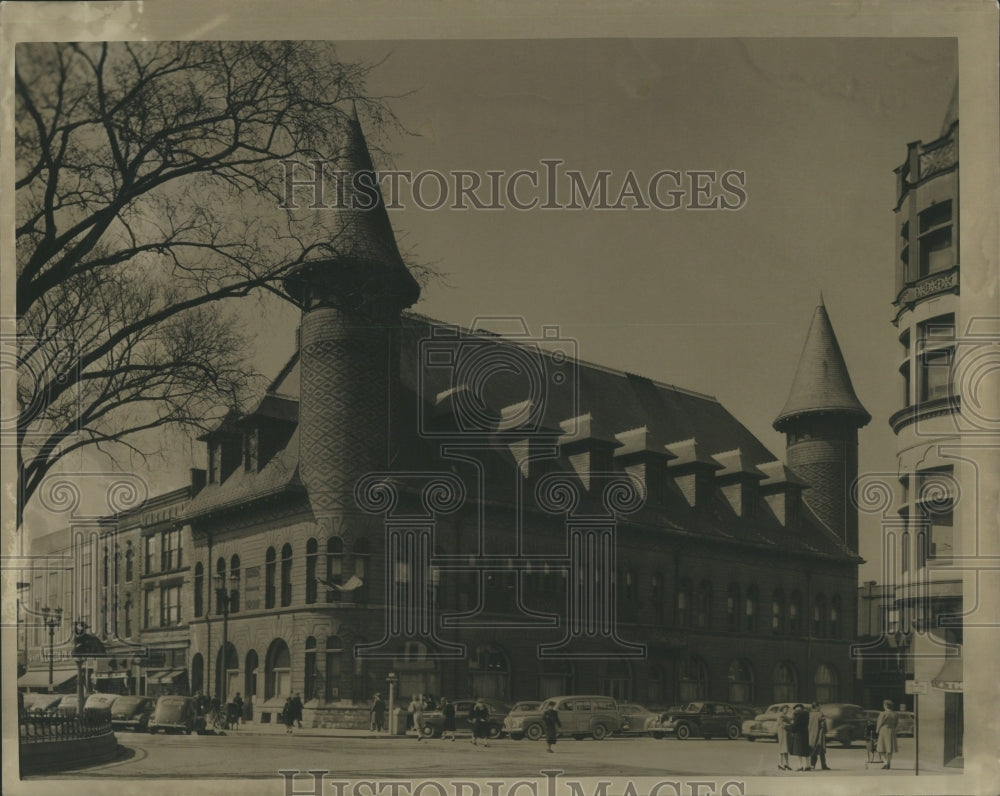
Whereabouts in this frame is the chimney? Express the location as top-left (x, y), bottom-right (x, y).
top-left (758, 461), bottom-right (809, 527)
top-left (614, 426), bottom-right (676, 505)
top-left (714, 449), bottom-right (767, 519)
top-left (665, 438), bottom-right (722, 510)
top-left (558, 413), bottom-right (622, 491)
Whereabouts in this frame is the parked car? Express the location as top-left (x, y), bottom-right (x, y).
top-left (21, 693), bottom-right (63, 715)
top-left (149, 695), bottom-right (198, 734)
top-left (655, 701), bottom-right (744, 740)
top-left (741, 702), bottom-right (799, 741)
top-left (820, 703), bottom-right (868, 747)
top-left (419, 697), bottom-right (509, 739)
top-left (615, 702), bottom-right (658, 735)
top-left (111, 695), bottom-right (155, 732)
top-left (647, 705), bottom-right (683, 739)
top-left (897, 711), bottom-right (915, 737)
top-left (503, 695), bottom-right (623, 741)
top-left (53, 694), bottom-right (82, 717)
top-left (83, 692), bottom-right (119, 722)
top-left (730, 704), bottom-right (764, 722)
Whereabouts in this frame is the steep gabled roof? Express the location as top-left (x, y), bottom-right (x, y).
top-left (773, 298), bottom-right (870, 431)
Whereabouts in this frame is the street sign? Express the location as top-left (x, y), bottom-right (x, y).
top-left (905, 679), bottom-right (929, 695)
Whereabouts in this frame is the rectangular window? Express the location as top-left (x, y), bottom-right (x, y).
top-left (918, 201), bottom-right (953, 277)
top-left (143, 589), bottom-right (159, 630)
top-left (919, 349), bottom-right (953, 402)
top-left (144, 535), bottom-right (158, 575)
top-left (161, 529), bottom-right (182, 571)
top-left (161, 585), bottom-right (182, 626)
top-left (929, 506), bottom-right (954, 563)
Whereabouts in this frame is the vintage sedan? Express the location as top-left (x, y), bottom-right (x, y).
top-left (504, 695), bottom-right (623, 741)
top-left (110, 695), bottom-right (155, 732)
top-left (149, 695), bottom-right (198, 734)
top-left (740, 702), bottom-right (799, 741)
top-left (419, 697), bottom-right (509, 739)
top-left (615, 702), bottom-right (658, 735)
top-left (656, 701), bottom-right (744, 740)
top-left (822, 703), bottom-right (868, 747)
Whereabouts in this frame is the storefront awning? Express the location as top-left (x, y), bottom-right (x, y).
top-left (149, 669), bottom-right (187, 684)
top-left (932, 657), bottom-right (962, 691)
top-left (18, 669), bottom-right (77, 689)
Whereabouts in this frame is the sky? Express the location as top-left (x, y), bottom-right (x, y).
top-left (21, 37), bottom-right (958, 583)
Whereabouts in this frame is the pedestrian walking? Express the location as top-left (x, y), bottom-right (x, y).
top-left (371, 692), bottom-right (387, 733)
top-left (808, 702), bottom-right (830, 770)
top-left (542, 703), bottom-right (561, 753)
top-left (282, 696), bottom-right (294, 734)
top-left (409, 694), bottom-right (426, 741)
top-left (875, 699), bottom-right (900, 770)
top-left (470, 696), bottom-right (491, 747)
top-left (775, 705), bottom-right (792, 770)
top-left (232, 692), bottom-right (245, 728)
top-left (789, 704), bottom-right (811, 770)
top-left (290, 693), bottom-right (304, 729)
top-left (440, 697), bottom-right (457, 741)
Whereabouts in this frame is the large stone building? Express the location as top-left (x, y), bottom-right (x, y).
top-left (883, 85), bottom-right (963, 767)
top-left (21, 109), bottom-right (870, 732)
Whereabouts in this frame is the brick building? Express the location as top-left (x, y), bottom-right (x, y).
top-left (175, 108), bottom-right (869, 728)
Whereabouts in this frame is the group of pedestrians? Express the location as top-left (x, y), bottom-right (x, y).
top-left (281, 693), bottom-right (304, 733)
top-left (775, 702), bottom-right (831, 771)
top-left (368, 693), bottom-right (494, 746)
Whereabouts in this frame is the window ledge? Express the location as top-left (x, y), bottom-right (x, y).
top-left (889, 395), bottom-right (960, 433)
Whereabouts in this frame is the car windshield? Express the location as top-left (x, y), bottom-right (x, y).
top-left (683, 703), bottom-right (704, 713)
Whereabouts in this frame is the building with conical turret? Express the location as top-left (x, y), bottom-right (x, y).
top-left (21, 109), bottom-right (868, 732)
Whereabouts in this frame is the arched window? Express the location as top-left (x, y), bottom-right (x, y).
top-left (191, 653), bottom-right (204, 695)
top-left (265, 638), bottom-right (291, 699)
top-left (216, 557), bottom-right (227, 614)
top-left (325, 636), bottom-right (343, 701)
top-left (470, 643), bottom-right (510, 701)
top-left (789, 590), bottom-right (803, 635)
top-left (125, 543), bottom-right (134, 582)
top-left (601, 660), bottom-right (632, 701)
top-left (306, 538), bottom-right (318, 604)
top-left (304, 636), bottom-right (318, 700)
top-left (215, 641), bottom-right (239, 701)
top-left (678, 656), bottom-right (709, 701)
top-left (194, 562), bottom-right (204, 617)
top-left (773, 661), bottom-right (798, 702)
top-left (726, 583), bottom-right (741, 631)
top-left (326, 538), bottom-right (343, 603)
top-left (728, 659), bottom-right (754, 704)
top-left (695, 580), bottom-right (712, 628)
top-left (814, 664), bottom-right (838, 703)
top-left (745, 585), bottom-right (759, 632)
top-left (812, 593), bottom-right (827, 637)
top-left (829, 595), bottom-right (842, 638)
top-left (265, 547), bottom-right (276, 609)
top-left (245, 650), bottom-right (259, 706)
top-left (651, 571), bottom-right (665, 623)
top-left (772, 589), bottom-right (785, 635)
top-left (538, 660), bottom-right (573, 700)
top-left (352, 538), bottom-right (370, 604)
top-left (230, 555), bottom-right (241, 614)
top-left (280, 544), bottom-right (292, 607)
top-left (676, 578), bottom-right (692, 627)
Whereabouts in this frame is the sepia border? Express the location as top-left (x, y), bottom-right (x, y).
top-left (1, 1), bottom-right (997, 795)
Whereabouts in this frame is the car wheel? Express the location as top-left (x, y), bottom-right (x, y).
top-left (420, 725), bottom-right (436, 738)
top-left (487, 724), bottom-right (501, 740)
top-left (525, 724), bottom-right (543, 741)
top-left (727, 725), bottom-right (740, 740)
top-left (675, 724), bottom-right (691, 740)
top-left (592, 724), bottom-right (608, 741)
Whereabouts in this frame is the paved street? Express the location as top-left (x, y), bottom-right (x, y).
top-left (29, 730), bottom-right (935, 781)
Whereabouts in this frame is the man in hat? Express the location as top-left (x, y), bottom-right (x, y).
top-left (808, 702), bottom-right (830, 770)
top-left (371, 692), bottom-right (387, 733)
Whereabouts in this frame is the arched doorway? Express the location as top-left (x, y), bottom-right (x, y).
top-left (265, 638), bottom-right (291, 700)
top-left (244, 650), bottom-right (258, 719)
top-left (469, 643), bottom-right (510, 700)
top-left (215, 642), bottom-right (238, 702)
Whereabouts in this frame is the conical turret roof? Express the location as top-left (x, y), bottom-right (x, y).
top-left (284, 104), bottom-right (420, 311)
top-left (774, 298), bottom-right (870, 431)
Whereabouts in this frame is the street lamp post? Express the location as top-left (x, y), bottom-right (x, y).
top-left (386, 672), bottom-right (398, 735)
top-left (41, 607), bottom-right (63, 692)
top-left (214, 572), bottom-right (238, 706)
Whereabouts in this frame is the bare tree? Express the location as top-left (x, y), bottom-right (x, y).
top-left (14, 41), bottom-right (411, 526)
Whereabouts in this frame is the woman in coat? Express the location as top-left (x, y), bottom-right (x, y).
top-left (775, 705), bottom-right (792, 770)
top-left (875, 699), bottom-right (900, 770)
top-left (789, 704), bottom-right (811, 771)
